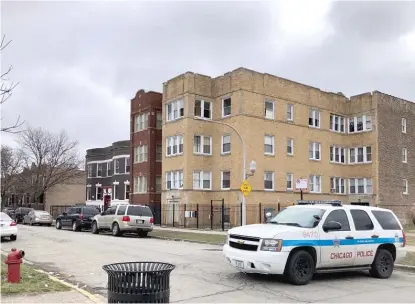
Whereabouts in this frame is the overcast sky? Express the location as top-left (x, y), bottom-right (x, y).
top-left (1, 0), bottom-right (414, 155)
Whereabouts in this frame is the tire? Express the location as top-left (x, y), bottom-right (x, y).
top-left (284, 250), bottom-right (315, 285)
top-left (55, 220), bottom-right (62, 230)
top-left (91, 222), bottom-right (100, 234)
top-left (10, 235), bottom-right (17, 241)
top-left (370, 249), bottom-right (394, 279)
top-left (138, 230), bottom-right (148, 238)
top-left (72, 221), bottom-right (80, 232)
top-left (112, 223), bottom-right (121, 237)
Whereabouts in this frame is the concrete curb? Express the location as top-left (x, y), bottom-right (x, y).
top-left (149, 235), bottom-right (224, 246)
top-left (395, 264), bottom-right (415, 272)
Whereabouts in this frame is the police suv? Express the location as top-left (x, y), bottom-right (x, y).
top-left (223, 202), bottom-right (407, 285)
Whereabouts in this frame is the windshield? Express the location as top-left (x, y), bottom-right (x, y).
top-left (268, 207), bottom-right (326, 228)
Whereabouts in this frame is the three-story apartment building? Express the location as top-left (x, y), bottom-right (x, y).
top-left (162, 67), bottom-right (414, 224)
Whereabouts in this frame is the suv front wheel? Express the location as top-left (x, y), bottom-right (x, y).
top-left (370, 249), bottom-right (394, 279)
top-left (56, 220), bottom-right (62, 230)
top-left (284, 250), bottom-right (315, 285)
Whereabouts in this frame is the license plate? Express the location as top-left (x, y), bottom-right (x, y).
top-left (234, 260), bottom-right (244, 269)
top-left (136, 220), bottom-right (144, 224)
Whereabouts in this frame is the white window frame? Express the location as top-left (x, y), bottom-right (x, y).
top-left (133, 176), bottom-right (147, 194)
top-left (264, 171), bottom-right (274, 191)
top-left (287, 104), bottom-right (294, 121)
top-left (264, 135), bottom-right (275, 156)
top-left (309, 175), bottom-right (322, 193)
top-left (166, 99), bottom-right (184, 122)
top-left (330, 177), bottom-right (346, 194)
top-left (134, 145), bottom-right (148, 163)
top-left (165, 170), bottom-right (184, 190)
top-left (330, 145), bottom-right (346, 164)
top-left (87, 164), bottom-right (92, 178)
top-left (166, 135), bottom-right (184, 157)
top-left (114, 159), bottom-right (120, 174)
top-left (125, 157), bottom-right (130, 174)
top-left (348, 146), bottom-right (372, 164)
top-left (106, 162), bottom-right (111, 176)
top-left (156, 111), bottom-right (162, 129)
top-left (86, 187), bottom-right (91, 201)
top-left (308, 142), bottom-right (321, 161)
top-left (403, 148), bottom-right (408, 163)
top-left (221, 171), bottom-right (231, 190)
top-left (286, 173), bottom-right (293, 191)
top-left (348, 114), bottom-right (372, 133)
top-left (134, 113), bottom-right (149, 132)
top-left (194, 99), bottom-right (212, 120)
top-left (330, 114), bottom-right (346, 133)
top-left (221, 135), bottom-right (231, 155)
top-left (309, 108), bottom-right (320, 128)
top-left (403, 179), bottom-right (408, 195)
top-left (349, 178), bottom-right (373, 194)
top-left (193, 135), bottom-right (212, 155)
top-left (96, 163), bottom-right (103, 177)
top-left (193, 170), bottom-right (212, 190)
top-left (287, 138), bottom-right (294, 156)
top-left (222, 97), bottom-right (232, 118)
top-left (402, 118), bottom-right (407, 133)
top-left (264, 100), bottom-right (274, 120)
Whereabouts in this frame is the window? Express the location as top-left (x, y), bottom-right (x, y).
top-left (330, 146), bottom-right (346, 164)
top-left (193, 135), bottom-right (212, 155)
top-left (165, 171), bottom-right (183, 190)
top-left (308, 142), bottom-right (321, 160)
top-left (166, 135), bottom-right (183, 156)
top-left (166, 99), bottom-right (184, 122)
top-left (127, 206), bottom-right (153, 217)
top-left (403, 179), bottom-right (408, 194)
top-left (156, 144), bottom-right (162, 161)
top-left (193, 171), bottom-right (212, 190)
top-left (134, 113), bottom-right (149, 132)
top-left (107, 162), bottom-right (111, 176)
top-left (113, 184), bottom-right (119, 200)
top-left (221, 171), bottom-right (231, 190)
top-left (402, 148), bottom-right (407, 163)
top-left (309, 108), bottom-right (320, 128)
top-left (156, 112), bottom-right (162, 129)
top-left (264, 135), bottom-right (274, 155)
top-left (348, 114), bottom-right (372, 133)
top-left (330, 114), bottom-right (346, 133)
top-left (222, 97), bottom-right (231, 117)
top-left (287, 139), bottom-right (294, 155)
top-left (402, 118), bottom-right (407, 133)
top-left (97, 163), bottom-right (103, 177)
top-left (125, 184), bottom-right (130, 200)
top-left (125, 157), bottom-right (130, 174)
top-left (371, 210), bottom-right (401, 230)
top-left (264, 101), bottom-right (274, 119)
top-left (86, 187), bottom-right (92, 200)
top-left (87, 164), bottom-right (92, 178)
top-left (286, 173), bottom-right (293, 191)
top-left (134, 145), bottom-right (148, 163)
top-left (349, 178), bottom-right (373, 194)
top-left (221, 135), bottom-right (231, 154)
top-left (309, 175), bottom-right (322, 193)
top-left (324, 210), bottom-right (350, 231)
top-left (194, 99), bottom-right (211, 119)
top-left (349, 146), bottom-right (372, 164)
top-left (133, 176), bottom-right (147, 193)
top-left (264, 172), bottom-right (274, 191)
top-left (114, 159), bottom-right (120, 174)
top-left (330, 177), bottom-right (346, 194)
top-left (287, 104), bottom-right (294, 121)
top-left (156, 176), bottom-right (162, 192)
top-left (116, 205), bottom-right (127, 215)
top-left (350, 209), bottom-right (374, 231)
top-left (96, 187), bottom-right (103, 200)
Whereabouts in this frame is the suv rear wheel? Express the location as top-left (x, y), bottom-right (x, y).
top-left (91, 221), bottom-right (99, 234)
top-left (370, 249), bottom-right (394, 279)
top-left (112, 223), bottom-right (121, 237)
top-left (284, 250), bottom-right (315, 285)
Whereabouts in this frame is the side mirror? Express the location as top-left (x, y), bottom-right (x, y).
top-left (323, 221), bottom-right (342, 232)
top-left (265, 212), bottom-right (272, 219)
top-left (62, 212), bottom-right (67, 216)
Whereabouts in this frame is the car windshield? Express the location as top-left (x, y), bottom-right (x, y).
top-left (268, 207), bottom-right (326, 228)
top-left (0, 212), bottom-right (12, 221)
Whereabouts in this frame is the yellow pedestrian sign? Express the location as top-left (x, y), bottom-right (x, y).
top-left (240, 180), bottom-right (252, 197)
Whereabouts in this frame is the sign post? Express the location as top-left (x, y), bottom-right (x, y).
top-left (295, 178), bottom-right (308, 200)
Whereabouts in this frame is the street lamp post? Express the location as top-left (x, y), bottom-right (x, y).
top-left (193, 117), bottom-right (255, 226)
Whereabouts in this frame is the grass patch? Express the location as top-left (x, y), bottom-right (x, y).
top-left (401, 252), bottom-right (415, 267)
top-left (149, 230), bottom-right (226, 244)
top-left (1, 255), bottom-right (71, 295)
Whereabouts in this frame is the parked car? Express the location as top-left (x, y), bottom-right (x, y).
top-left (0, 212), bottom-right (18, 241)
top-left (23, 210), bottom-right (53, 226)
top-left (55, 206), bottom-right (100, 231)
top-left (91, 204), bottom-right (154, 237)
top-left (14, 207), bottom-right (34, 224)
top-left (2, 208), bottom-right (15, 219)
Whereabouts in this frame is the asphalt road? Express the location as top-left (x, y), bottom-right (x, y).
top-left (2, 225), bottom-right (415, 303)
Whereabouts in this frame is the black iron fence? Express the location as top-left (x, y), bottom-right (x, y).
top-left (49, 203), bottom-right (86, 219)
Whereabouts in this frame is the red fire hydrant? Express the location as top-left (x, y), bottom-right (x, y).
top-left (4, 248), bottom-right (25, 283)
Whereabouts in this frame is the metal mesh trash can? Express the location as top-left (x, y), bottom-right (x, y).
top-left (103, 262), bottom-right (175, 303)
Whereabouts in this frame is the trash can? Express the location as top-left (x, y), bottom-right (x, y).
top-left (103, 262), bottom-right (175, 303)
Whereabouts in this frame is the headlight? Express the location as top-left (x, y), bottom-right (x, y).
top-left (260, 239), bottom-right (282, 252)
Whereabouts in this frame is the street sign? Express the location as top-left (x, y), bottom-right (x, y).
top-left (295, 178), bottom-right (308, 190)
top-left (240, 180), bottom-right (252, 197)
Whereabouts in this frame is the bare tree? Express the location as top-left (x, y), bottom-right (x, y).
top-left (17, 126), bottom-right (85, 204)
top-left (1, 145), bottom-right (24, 204)
top-left (1, 35), bottom-right (24, 133)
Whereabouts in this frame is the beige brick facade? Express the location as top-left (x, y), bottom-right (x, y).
top-left (161, 68), bottom-right (414, 225)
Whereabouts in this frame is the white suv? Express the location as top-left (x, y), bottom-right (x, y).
top-left (223, 203), bottom-right (407, 285)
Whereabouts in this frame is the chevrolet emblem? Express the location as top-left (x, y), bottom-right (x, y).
top-left (237, 240), bottom-right (245, 244)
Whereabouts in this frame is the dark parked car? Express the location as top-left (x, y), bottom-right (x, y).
top-left (55, 206), bottom-right (100, 231)
top-left (14, 207), bottom-right (34, 224)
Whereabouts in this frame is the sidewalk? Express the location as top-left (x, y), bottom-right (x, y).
top-left (1, 290), bottom-right (106, 303)
top-left (153, 225), bottom-right (227, 235)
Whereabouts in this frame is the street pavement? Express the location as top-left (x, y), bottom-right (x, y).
top-left (2, 225), bottom-right (415, 303)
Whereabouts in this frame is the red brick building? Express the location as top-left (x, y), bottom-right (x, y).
top-left (130, 90), bottom-right (163, 213)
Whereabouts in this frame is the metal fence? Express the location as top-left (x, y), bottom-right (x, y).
top-left (1, 203), bottom-right (45, 211)
top-left (49, 203), bottom-right (86, 219)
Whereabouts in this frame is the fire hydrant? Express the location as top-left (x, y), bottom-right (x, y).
top-left (4, 248), bottom-right (25, 283)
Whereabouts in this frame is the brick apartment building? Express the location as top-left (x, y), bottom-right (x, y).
top-left (130, 90), bottom-right (163, 212)
top-left (161, 67), bottom-right (414, 225)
